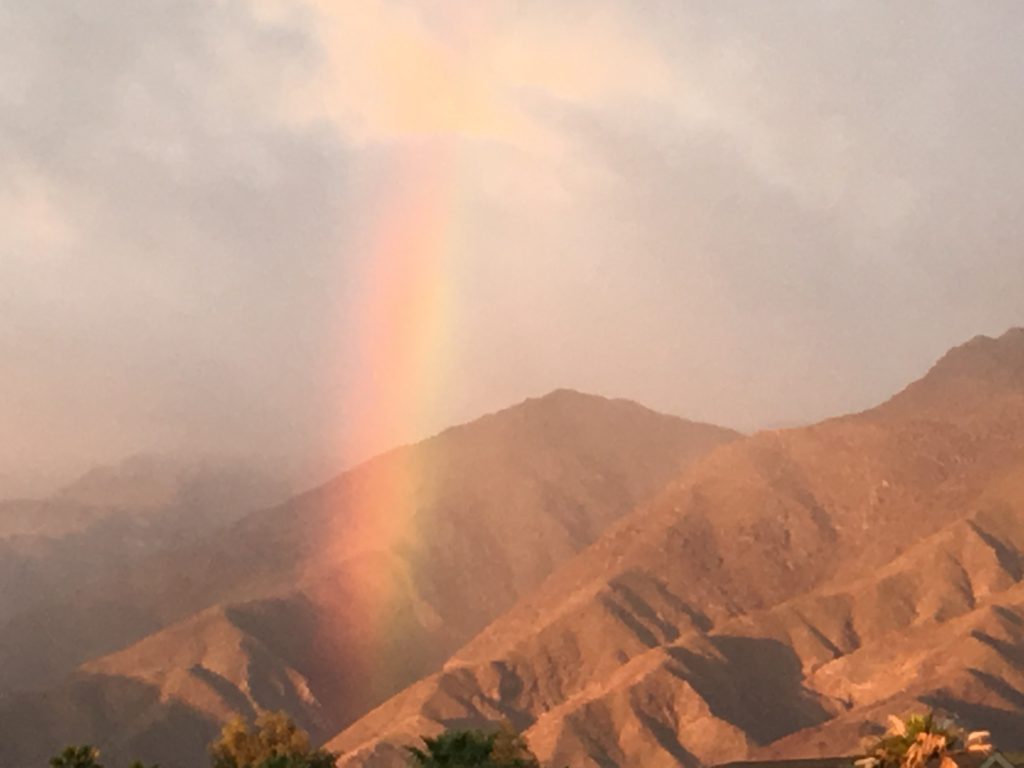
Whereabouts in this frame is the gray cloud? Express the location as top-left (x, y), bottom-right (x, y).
top-left (2, 0), bottom-right (1024, 495)
top-left (0, 0), bottom-right (353, 491)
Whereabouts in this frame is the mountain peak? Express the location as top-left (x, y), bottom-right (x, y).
top-left (876, 327), bottom-right (1024, 421)
top-left (524, 388), bottom-right (654, 413)
top-left (515, 388), bottom-right (614, 411)
top-left (515, 389), bottom-right (719, 427)
top-left (931, 326), bottom-right (1024, 375)
top-left (54, 453), bottom-right (290, 516)
top-left (537, 387), bottom-right (593, 400)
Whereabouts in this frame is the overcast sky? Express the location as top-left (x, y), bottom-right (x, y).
top-left (3, 1), bottom-right (1024, 496)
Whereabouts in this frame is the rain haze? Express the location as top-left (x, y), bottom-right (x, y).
top-left (3, 0), bottom-right (1024, 497)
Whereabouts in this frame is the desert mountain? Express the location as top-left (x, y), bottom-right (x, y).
top-left (0, 391), bottom-right (738, 768)
top-left (326, 329), bottom-right (1024, 768)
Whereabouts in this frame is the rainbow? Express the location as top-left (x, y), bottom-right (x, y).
top-left (314, 146), bottom-right (462, 699)
top-left (339, 147), bottom-right (457, 546)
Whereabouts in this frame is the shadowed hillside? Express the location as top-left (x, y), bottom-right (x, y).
top-left (0, 456), bottom-right (290, 693)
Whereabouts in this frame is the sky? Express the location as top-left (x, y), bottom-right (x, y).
top-left (2, 1), bottom-right (1024, 497)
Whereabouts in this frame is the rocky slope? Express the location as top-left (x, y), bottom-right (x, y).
top-left (327, 329), bottom-right (1024, 768)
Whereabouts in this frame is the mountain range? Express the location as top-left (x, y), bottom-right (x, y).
top-left (0, 392), bottom-right (736, 767)
top-left (327, 328), bottom-right (1024, 767)
top-left (2, 329), bottom-right (1023, 768)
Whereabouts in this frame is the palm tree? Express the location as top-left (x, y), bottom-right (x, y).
top-left (50, 746), bottom-right (103, 768)
top-left (408, 730), bottom-right (496, 768)
top-left (856, 713), bottom-right (992, 768)
top-left (406, 724), bottom-right (539, 768)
